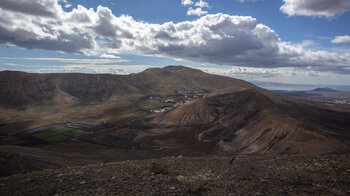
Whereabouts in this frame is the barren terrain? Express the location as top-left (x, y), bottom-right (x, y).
top-left (1, 154), bottom-right (349, 195)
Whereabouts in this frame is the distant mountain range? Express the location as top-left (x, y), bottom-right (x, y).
top-left (311, 88), bottom-right (337, 92)
top-left (273, 87), bottom-right (350, 100)
top-left (253, 81), bottom-right (350, 91)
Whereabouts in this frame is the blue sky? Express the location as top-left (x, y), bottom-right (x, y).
top-left (0, 0), bottom-right (350, 86)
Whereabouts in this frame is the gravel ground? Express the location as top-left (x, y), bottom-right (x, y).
top-left (1, 154), bottom-right (350, 195)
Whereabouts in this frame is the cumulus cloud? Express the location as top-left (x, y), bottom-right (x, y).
top-left (280, 0), bottom-right (350, 17)
top-left (5, 57), bottom-right (127, 64)
top-left (181, 0), bottom-right (193, 6)
top-left (0, 0), bottom-right (349, 75)
top-left (194, 0), bottom-right (209, 8)
top-left (198, 65), bottom-right (350, 86)
top-left (13, 64), bottom-right (147, 75)
top-left (182, 0), bottom-right (209, 16)
top-left (331, 35), bottom-right (350, 43)
top-left (32, 64), bottom-right (151, 75)
top-left (186, 7), bottom-right (208, 16)
top-left (0, 0), bottom-right (62, 17)
top-left (200, 66), bottom-right (312, 79)
top-left (0, 57), bottom-right (137, 74)
top-left (0, 2), bottom-right (95, 54)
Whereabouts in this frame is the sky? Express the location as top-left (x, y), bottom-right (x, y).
top-left (0, 0), bottom-right (350, 86)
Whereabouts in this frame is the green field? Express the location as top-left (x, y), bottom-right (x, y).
top-left (32, 127), bottom-right (86, 143)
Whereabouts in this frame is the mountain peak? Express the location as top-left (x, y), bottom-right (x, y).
top-left (311, 88), bottom-right (337, 92)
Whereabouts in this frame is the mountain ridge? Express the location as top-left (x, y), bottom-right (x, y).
top-left (0, 66), bottom-right (256, 108)
top-left (141, 88), bottom-right (349, 155)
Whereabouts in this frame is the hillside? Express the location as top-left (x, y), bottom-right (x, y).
top-left (1, 154), bottom-right (349, 195)
top-left (0, 66), bottom-right (349, 178)
top-left (0, 66), bottom-right (254, 108)
top-left (136, 88), bottom-right (349, 155)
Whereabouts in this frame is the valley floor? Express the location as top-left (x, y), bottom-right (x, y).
top-left (1, 154), bottom-right (349, 195)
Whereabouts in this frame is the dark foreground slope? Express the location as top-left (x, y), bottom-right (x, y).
top-left (1, 154), bottom-right (349, 196)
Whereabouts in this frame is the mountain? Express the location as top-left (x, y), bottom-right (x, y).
top-left (0, 66), bottom-right (254, 108)
top-left (311, 88), bottom-right (337, 92)
top-left (137, 88), bottom-right (349, 155)
top-left (0, 66), bottom-right (350, 177)
top-left (273, 87), bottom-right (350, 102)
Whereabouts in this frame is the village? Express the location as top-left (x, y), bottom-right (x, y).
top-left (149, 88), bottom-right (210, 113)
top-left (307, 97), bottom-right (350, 105)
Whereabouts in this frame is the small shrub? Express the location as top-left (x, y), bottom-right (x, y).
top-left (150, 162), bottom-right (168, 175)
top-left (187, 184), bottom-right (208, 195)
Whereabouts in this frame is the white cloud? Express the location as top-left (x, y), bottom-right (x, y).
top-left (26, 64), bottom-right (153, 75)
top-left (200, 65), bottom-right (350, 86)
top-left (186, 7), bottom-right (208, 16)
top-left (100, 54), bottom-right (120, 58)
top-left (65, 3), bottom-right (72, 8)
top-left (280, 0), bottom-right (350, 17)
top-left (32, 64), bottom-right (153, 74)
top-left (0, 57), bottom-right (144, 74)
top-left (0, 2), bottom-right (95, 54)
top-left (181, 0), bottom-right (193, 6)
top-left (183, 0), bottom-right (209, 17)
top-left (0, 0), bottom-right (63, 17)
top-left (200, 66), bottom-right (305, 79)
top-left (0, 0), bottom-right (349, 75)
top-left (0, 57), bottom-right (127, 64)
top-left (194, 0), bottom-right (209, 8)
top-left (331, 35), bottom-right (350, 43)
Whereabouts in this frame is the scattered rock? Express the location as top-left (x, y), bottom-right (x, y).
top-left (1, 154), bottom-right (349, 195)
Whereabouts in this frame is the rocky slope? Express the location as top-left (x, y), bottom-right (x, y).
top-left (134, 88), bottom-right (350, 155)
top-left (1, 154), bottom-right (349, 195)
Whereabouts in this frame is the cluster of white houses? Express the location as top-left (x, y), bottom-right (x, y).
top-left (149, 89), bottom-right (209, 113)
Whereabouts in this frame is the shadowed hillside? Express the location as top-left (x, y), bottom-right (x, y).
top-left (139, 88), bottom-right (350, 155)
top-left (0, 66), bottom-right (255, 108)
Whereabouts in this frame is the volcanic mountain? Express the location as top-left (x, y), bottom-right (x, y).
top-left (0, 66), bottom-right (349, 165)
top-left (0, 66), bottom-right (254, 108)
top-left (140, 87), bottom-right (350, 155)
